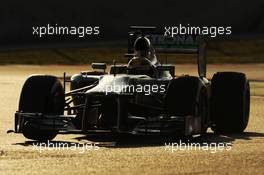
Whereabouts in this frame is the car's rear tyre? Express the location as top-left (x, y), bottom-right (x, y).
top-left (19, 75), bottom-right (65, 141)
top-left (211, 72), bottom-right (250, 133)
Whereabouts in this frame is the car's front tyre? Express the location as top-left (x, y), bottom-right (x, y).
top-left (19, 75), bottom-right (65, 141)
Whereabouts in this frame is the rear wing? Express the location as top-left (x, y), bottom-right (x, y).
top-left (127, 26), bottom-right (207, 77)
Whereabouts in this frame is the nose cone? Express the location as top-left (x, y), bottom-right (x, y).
top-left (85, 75), bottom-right (130, 95)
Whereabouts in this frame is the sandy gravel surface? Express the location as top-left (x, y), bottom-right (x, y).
top-left (0, 64), bottom-right (263, 175)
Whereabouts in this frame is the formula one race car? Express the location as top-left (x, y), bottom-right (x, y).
top-left (13, 26), bottom-right (250, 141)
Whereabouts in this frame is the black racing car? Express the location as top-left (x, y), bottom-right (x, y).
top-left (13, 26), bottom-right (250, 141)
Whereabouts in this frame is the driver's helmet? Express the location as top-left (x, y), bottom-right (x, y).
top-left (134, 37), bottom-right (151, 57)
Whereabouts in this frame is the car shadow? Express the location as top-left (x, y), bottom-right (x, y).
top-left (14, 132), bottom-right (264, 149)
top-left (13, 140), bottom-right (87, 147)
top-left (74, 131), bottom-right (264, 148)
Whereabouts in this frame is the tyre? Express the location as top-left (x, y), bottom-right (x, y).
top-left (164, 76), bottom-right (208, 134)
top-left (165, 76), bottom-right (200, 116)
top-left (211, 72), bottom-right (250, 133)
top-left (19, 75), bottom-right (65, 141)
